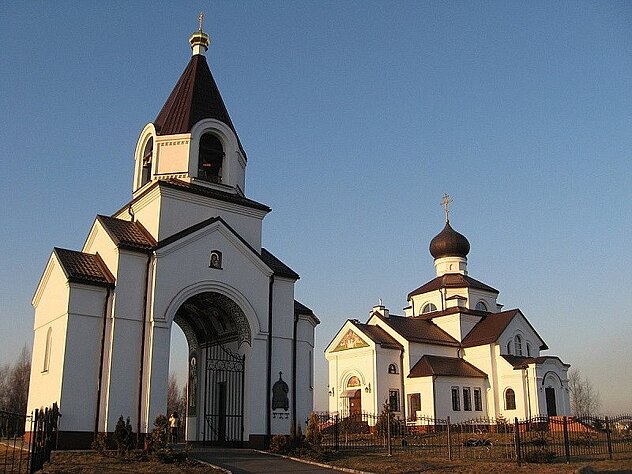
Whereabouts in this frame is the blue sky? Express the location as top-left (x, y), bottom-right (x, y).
top-left (1, 1), bottom-right (630, 413)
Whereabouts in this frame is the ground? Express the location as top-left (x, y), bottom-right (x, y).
top-left (33, 449), bottom-right (632, 473)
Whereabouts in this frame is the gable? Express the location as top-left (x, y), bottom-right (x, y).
top-left (332, 329), bottom-right (370, 352)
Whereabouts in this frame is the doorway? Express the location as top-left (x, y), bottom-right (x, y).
top-left (545, 387), bottom-right (557, 416)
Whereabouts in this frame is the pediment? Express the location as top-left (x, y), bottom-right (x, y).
top-left (332, 329), bottom-right (370, 352)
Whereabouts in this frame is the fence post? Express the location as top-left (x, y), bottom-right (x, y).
top-left (605, 416), bottom-right (613, 460)
top-left (334, 414), bottom-right (339, 452)
top-left (387, 409), bottom-right (392, 456)
top-left (514, 417), bottom-right (521, 466)
top-left (562, 416), bottom-right (570, 463)
top-left (447, 416), bottom-right (452, 461)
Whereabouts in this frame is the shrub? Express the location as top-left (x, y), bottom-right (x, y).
top-left (524, 448), bottom-right (556, 463)
top-left (270, 434), bottom-right (289, 454)
top-left (91, 432), bottom-right (108, 454)
top-left (114, 416), bottom-right (135, 456)
top-left (305, 412), bottom-right (322, 447)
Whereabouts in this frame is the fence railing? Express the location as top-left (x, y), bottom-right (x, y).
top-left (312, 411), bottom-right (632, 464)
top-left (1, 404), bottom-right (60, 474)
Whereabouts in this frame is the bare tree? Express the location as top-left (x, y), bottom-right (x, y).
top-left (0, 345), bottom-right (31, 415)
top-left (568, 368), bottom-right (601, 417)
top-left (167, 372), bottom-right (186, 419)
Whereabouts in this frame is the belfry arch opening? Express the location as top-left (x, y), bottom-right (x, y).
top-left (198, 133), bottom-right (224, 183)
top-left (170, 291), bottom-right (251, 445)
top-left (141, 137), bottom-right (153, 186)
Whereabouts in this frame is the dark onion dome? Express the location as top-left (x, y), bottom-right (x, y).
top-left (429, 221), bottom-right (470, 259)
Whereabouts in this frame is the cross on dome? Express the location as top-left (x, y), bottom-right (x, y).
top-left (441, 193), bottom-right (453, 223)
top-left (198, 11), bottom-right (204, 32)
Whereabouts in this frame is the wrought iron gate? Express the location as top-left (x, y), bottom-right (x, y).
top-left (203, 343), bottom-right (245, 445)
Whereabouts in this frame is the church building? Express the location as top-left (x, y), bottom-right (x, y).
top-left (27, 22), bottom-right (318, 448)
top-left (326, 196), bottom-right (570, 423)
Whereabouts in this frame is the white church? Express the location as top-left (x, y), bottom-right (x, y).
top-left (27, 23), bottom-right (318, 449)
top-left (326, 197), bottom-right (570, 423)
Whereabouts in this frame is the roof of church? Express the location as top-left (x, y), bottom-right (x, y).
top-left (294, 300), bottom-right (321, 324)
top-left (53, 248), bottom-right (115, 288)
top-left (96, 215), bottom-right (156, 252)
top-left (408, 273), bottom-right (499, 298)
top-left (154, 54), bottom-right (246, 158)
top-left (501, 355), bottom-right (570, 369)
top-left (261, 248), bottom-right (300, 280)
top-left (408, 355), bottom-right (487, 378)
top-left (354, 323), bottom-right (403, 349)
top-left (429, 220), bottom-right (470, 259)
top-left (461, 309), bottom-right (548, 350)
top-left (414, 306), bottom-right (486, 320)
top-left (375, 313), bottom-right (460, 347)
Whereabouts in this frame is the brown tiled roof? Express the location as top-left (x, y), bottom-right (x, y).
top-left (461, 309), bottom-right (548, 350)
top-left (408, 273), bottom-right (499, 298)
top-left (415, 306), bottom-right (487, 320)
top-left (376, 314), bottom-right (460, 347)
top-left (355, 323), bottom-right (403, 350)
top-left (154, 54), bottom-right (246, 158)
top-left (54, 248), bottom-right (114, 288)
top-left (262, 248), bottom-right (299, 280)
top-left (114, 179), bottom-right (271, 218)
top-left (408, 355), bottom-right (487, 378)
top-left (502, 355), bottom-right (570, 369)
top-left (295, 300), bottom-right (320, 324)
top-left (97, 215), bottom-right (156, 253)
top-left (461, 309), bottom-right (518, 347)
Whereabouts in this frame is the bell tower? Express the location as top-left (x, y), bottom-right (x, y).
top-left (132, 15), bottom-right (247, 197)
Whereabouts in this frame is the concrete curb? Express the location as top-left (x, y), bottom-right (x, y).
top-left (193, 457), bottom-right (232, 474)
top-left (254, 449), bottom-right (373, 474)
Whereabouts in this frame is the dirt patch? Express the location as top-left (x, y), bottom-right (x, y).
top-left (39, 451), bottom-right (224, 473)
top-left (323, 451), bottom-right (632, 474)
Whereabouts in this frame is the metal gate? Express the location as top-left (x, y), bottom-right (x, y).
top-left (203, 343), bottom-right (245, 445)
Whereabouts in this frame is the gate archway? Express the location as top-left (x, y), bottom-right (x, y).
top-left (173, 291), bottom-right (251, 445)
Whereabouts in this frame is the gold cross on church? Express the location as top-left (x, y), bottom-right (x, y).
top-left (198, 11), bottom-right (204, 32)
top-left (441, 193), bottom-right (452, 222)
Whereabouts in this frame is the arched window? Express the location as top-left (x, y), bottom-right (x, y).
top-left (347, 376), bottom-right (361, 388)
top-left (526, 343), bottom-right (532, 357)
top-left (506, 341), bottom-right (512, 355)
top-left (514, 335), bottom-right (523, 356)
top-left (198, 133), bottom-right (224, 183)
top-left (42, 327), bottom-right (52, 373)
top-left (141, 137), bottom-right (153, 186)
top-left (388, 364), bottom-right (398, 374)
top-left (505, 388), bottom-right (516, 410)
top-left (421, 303), bottom-right (437, 314)
top-left (475, 301), bottom-right (488, 312)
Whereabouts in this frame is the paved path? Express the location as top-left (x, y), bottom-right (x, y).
top-left (191, 447), bottom-right (339, 473)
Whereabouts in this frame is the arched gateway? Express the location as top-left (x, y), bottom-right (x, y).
top-left (27, 23), bottom-right (319, 449)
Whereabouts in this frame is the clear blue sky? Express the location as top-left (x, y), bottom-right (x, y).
top-left (1, 1), bottom-right (630, 414)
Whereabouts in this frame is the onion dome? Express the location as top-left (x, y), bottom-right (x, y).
top-left (429, 221), bottom-right (470, 259)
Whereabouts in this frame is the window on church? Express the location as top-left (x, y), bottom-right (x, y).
top-left (474, 388), bottom-right (482, 411)
top-left (409, 393), bottom-right (421, 419)
top-left (389, 389), bottom-right (400, 412)
top-left (514, 335), bottom-right (523, 356)
top-left (526, 343), bottom-right (531, 357)
top-left (463, 387), bottom-right (472, 411)
top-left (505, 388), bottom-right (516, 410)
top-left (421, 303), bottom-right (437, 314)
top-left (42, 327), bottom-right (52, 373)
top-left (347, 376), bottom-right (361, 388)
top-left (198, 133), bottom-right (224, 183)
top-left (451, 386), bottom-right (460, 411)
top-left (388, 363), bottom-right (398, 374)
top-left (141, 137), bottom-right (153, 186)
top-left (506, 341), bottom-right (512, 355)
top-left (475, 301), bottom-right (488, 311)
top-left (309, 351), bottom-right (313, 389)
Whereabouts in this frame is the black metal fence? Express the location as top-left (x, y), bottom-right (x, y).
top-left (1, 404), bottom-right (60, 473)
top-left (313, 411), bottom-right (632, 464)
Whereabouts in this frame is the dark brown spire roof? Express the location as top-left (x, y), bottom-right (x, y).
top-left (408, 273), bottom-right (499, 298)
top-left (154, 54), bottom-right (246, 158)
top-left (408, 355), bottom-right (487, 378)
top-left (429, 221), bottom-right (470, 259)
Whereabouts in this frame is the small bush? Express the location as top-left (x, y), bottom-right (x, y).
top-left (270, 434), bottom-right (289, 454)
top-left (91, 432), bottom-right (108, 454)
top-left (524, 448), bottom-right (556, 463)
top-left (114, 416), bottom-right (135, 456)
top-left (305, 412), bottom-right (322, 447)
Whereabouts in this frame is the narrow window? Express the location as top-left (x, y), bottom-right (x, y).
top-left (506, 341), bottom-right (512, 355)
top-left (309, 351), bottom-right (313, 389)
top-left (42, 327), bottom-right (52, 373)
top-left (475, 301), bottom-right (488, 312)
top-left (474, 388), bottom-right (482, 411)
top-left (421, 303), bottom-right (437, 314)
top-left (409, 393), bottom-right (421, 419)
top-left (463, 387), bottom-right (472, 411)
top-left (526, 343), bottom-right (531, 357)
top-left (451, 386), bottom-right (460, 411)
top-left (514, 335), bottom-right (523, 356)
top-left (388, 363), bottom-right (398, 374)
top-left (505, 388), bottom-right (516, 410)
top-left (141, 137), bottom-right (153, 186)
top-left (198, 133), bottom-right (224, 183)
top-left (389, 390), bottom-right (400, 412)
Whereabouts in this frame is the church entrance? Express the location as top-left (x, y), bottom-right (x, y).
top-left (173, 291), bottom-right (251, 445)
top-left (545, 387), bottom-right (557, 416)
top-left (349, 390), bottom-right (362, 416)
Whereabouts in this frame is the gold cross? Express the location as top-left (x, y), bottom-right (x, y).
top-left (198, 11), bottom-right (204, 31)
top-left (441, 193), bottom-right (452, 223)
